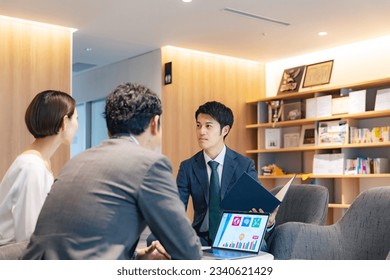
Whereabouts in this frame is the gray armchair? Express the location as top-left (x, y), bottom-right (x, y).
top-left (269, 186), bottom-right (390, 260)
top-left (270, 184), bottom-right (329, 227)
top-left (0, 241), bottom-right (28, 260)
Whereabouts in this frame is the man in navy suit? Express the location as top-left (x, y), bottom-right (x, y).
top-left (177, 101), bottom-right (277, 249)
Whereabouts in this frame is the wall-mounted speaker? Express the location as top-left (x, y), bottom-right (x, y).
top-left (164, 62), bottom-right (172, 85)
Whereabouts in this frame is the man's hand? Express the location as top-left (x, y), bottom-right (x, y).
top-left (136, 240), bottom-right (171, 260)
top-left (251, 206), bottom-right (279, 228)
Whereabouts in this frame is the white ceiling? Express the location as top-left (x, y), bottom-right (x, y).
top-left (2, 0), bottom-right (390, 73)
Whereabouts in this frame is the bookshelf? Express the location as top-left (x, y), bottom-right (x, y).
top-left (246, 77), bottom-right (390, 224)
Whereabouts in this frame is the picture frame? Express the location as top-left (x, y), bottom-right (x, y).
top-left (303, 60), bottom-right (334, 88)
top-left (278, 65), bottom-right (305, 94)
top-left (284, 133), bottom-right (300, 148)
top-left (265, 128), bottom-right (281, 149)
top-left (300, 124), bottom-right (316, 146)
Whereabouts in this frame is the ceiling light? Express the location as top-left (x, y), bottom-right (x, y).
top-left (85, 48), bottom-right (93, 52)
top-left (318, 31), bottom-right (328, 36)
top-left (182, 0), bottom-right (192, 3)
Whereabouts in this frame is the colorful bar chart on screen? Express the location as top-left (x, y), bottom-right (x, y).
top-left (222, 240), bottom-right (258, 250)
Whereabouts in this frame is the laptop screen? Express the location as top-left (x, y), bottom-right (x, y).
top-left (212, 211), bottom-right (269, 253)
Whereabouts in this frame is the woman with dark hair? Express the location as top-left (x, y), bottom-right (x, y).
top-left (0, 90), bottom-right (78, 246)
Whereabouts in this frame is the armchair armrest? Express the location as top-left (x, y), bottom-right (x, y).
top-left (269, 222), bottom-right (343, 260)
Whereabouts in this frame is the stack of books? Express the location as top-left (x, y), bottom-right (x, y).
top-left (345, 157), bottom-right (389, 174)
top-left (350, 126), bottom-right (389, 144)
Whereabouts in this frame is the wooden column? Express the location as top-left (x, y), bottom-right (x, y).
top-left (0, 16), bottom-right (72, 178)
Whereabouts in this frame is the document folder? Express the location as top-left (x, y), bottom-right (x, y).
top-left (220, 173), bottom-right (296, 213)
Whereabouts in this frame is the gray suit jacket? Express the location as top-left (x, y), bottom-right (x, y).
top-left (177, 147), bottom-right (258, 241)
top-left (21, 137), bottom-right (202, 260)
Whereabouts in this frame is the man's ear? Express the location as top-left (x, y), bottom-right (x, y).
top-left (222, 125), bottom-right (230, 137)
top-left (150, 115), bottom-right (160, 135)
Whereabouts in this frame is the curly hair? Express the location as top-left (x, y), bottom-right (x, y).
top-left (25, 90), bottom-right (76, 138)
top-left (104, 83), bottom-right (162, 136)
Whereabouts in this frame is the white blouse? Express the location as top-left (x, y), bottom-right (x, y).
top-left (0, 154), bottom-right (54, 245)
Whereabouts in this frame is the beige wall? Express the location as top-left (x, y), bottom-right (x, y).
top-left (266, 35), bottom-right (390, 97)
top-left (0, 16), bottom-right (72, 178)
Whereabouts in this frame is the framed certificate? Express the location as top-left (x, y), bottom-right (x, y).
top-left (303, 60), bottom-right (333, 88)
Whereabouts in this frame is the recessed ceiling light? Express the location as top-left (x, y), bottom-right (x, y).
top-left (318, 31), bottom-right (328, 36)
top-left (182, 0), bottom-right (192, 3)
top-left (85, 47), bottom-right (93, 52)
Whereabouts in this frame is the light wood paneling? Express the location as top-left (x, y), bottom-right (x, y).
top-left (0, 17), bottom-right (72, 178)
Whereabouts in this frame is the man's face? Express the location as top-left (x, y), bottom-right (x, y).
top-left (196, 113), bottom-right (226, 151)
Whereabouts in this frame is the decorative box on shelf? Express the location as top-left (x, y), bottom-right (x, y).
top-left (283, 101), bottom-right (304, 121)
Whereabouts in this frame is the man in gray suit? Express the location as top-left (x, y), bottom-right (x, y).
top-left (21, 83), bottom-right (202, 260)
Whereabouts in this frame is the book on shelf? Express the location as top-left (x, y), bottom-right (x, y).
top-left (313, 153), bottom-right (345, 175)
top-left (348, 90), bottom-right (366, 114)
top-left (305, 97), bottom-right (316, 118)
top-left (316, 95), bottom-right (332, 117)
top-left (373, 158), bottom-right (389, 174)
top-left (372, 126), bottom-right (389, 142)
top-left (345, 159), bottom-right (358, 175)
top-left (318, 120), bottom-right (349, 146)
top-left (345, 157), bottom-right (389, 174)
top-left (374, 88), bottom-right (390, 111)
top-left (332, 96), bottom-right (349, 115)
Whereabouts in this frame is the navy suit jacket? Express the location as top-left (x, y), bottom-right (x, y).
top-left (177, 147), bottom-right (259, 239)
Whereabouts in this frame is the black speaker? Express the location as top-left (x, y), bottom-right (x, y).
top-left (164, 62), bottom-right (172, 85)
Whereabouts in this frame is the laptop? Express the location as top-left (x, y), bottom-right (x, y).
top-left (202, 211), bottom-right (269, 260)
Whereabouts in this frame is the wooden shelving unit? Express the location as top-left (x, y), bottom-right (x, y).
top-left (246, 77), bottom-right (390, 224)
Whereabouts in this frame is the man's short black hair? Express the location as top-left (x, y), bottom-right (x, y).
top-left (195, 101), bottom-right (234, 138)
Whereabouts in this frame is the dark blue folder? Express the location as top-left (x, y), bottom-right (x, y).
top-left (221, 172), bottom-right (295, 213)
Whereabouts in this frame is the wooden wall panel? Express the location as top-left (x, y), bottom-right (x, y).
top-left (0, 16), bottom-right (72, 178)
